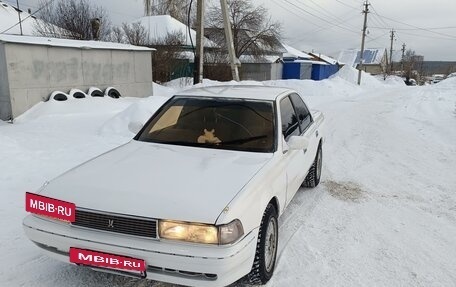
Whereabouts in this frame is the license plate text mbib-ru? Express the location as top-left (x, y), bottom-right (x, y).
top-left (69, 248), bottom-right (146, 272)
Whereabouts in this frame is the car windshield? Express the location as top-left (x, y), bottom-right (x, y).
top-left (136, 96), bottom-right (275, 152)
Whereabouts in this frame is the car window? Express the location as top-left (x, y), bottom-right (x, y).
top-left (280, 96), bottom-right (300, 141)
top-left (290, 93), bottom-right (312, 132)
top-left (137, 97), bottom-right (275, 153)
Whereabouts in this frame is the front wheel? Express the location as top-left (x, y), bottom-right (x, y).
top-left (303, 143), bottom-right (322, 188)
top-left (247, 203), bottom-right (278, 285)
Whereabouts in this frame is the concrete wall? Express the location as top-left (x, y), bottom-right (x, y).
top-left (0, 42), bottom-right (153, 120)
top-left (0, 43), bottom-right (12, 120)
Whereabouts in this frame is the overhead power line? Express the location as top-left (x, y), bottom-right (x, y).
top-left (369, 26), bottom-right (456, 31)
top-left (281, 0), bottom-right (360, 35)
top-left (369, 3), bottom-right (456, 40)
top-left (1, 0), bottom-right (56, 34)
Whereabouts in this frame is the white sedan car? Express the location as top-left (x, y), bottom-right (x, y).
top-left (23, 85), bottom-right (324, 287)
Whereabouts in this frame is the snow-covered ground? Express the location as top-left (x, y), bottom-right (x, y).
top-left (1, 69), bottom-right (455, 286)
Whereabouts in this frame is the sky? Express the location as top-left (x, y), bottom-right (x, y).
top-left (5, 0), bottom-right (456, 61)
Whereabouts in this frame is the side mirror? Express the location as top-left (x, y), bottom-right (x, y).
top-left (128, 121), bottom-right (143, 134)
top-left (287, 136), bottom-right (309, 151)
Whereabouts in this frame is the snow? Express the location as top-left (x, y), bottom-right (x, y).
top-left (282, 43), bottom-right (312, 59)
top-left (0, 34), bottom-right (153, 51)
top-left (133, 15), bottom-right (216, 48)
top-left (1, 66), bottom-right (456, 286)
top-left (0, 1), bottom-right (38, 35)
top-left (309, 52), bottom-right (339, 65)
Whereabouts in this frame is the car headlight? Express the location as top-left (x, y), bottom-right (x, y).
top-left (159, 219), bottom-right (244, 245)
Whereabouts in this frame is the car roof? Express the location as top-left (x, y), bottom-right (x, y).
top-left (174, 85), bottom-right (295, 101)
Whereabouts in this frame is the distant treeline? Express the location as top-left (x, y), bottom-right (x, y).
top-left (421, 61), bottom-right (456, 75)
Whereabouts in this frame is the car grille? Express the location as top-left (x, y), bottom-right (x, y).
top-left (73, 209), bottom-right (158, 239)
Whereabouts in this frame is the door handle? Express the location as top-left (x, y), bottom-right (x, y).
top-left (315, 130), bottom-right (319, 138)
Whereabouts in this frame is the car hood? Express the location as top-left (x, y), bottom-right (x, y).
top-left (40, 140), bottom-right (272, 224)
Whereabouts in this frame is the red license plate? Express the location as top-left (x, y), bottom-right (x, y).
top-left (69, 248), bottom-right (146, 273)
top-left (25, 192), bottom-right (76, 222)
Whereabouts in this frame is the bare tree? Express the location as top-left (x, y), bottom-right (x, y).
top-left (402, 49), bottom-right (425, 84)
top-left (122, 22), bottom-right (149, 46)
top-left (206, 0), bottom-right (282, 59)
top-left (150, 31), bottom-right (189, 83)
top-left (110, 26), bottom-right (125, 43)
top-left (34, 0), bottom-right (111, 41)
top-left (143, 0), bottom-right (193, 23)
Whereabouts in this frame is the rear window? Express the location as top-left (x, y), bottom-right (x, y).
top-left (137, 97), bottom-right (275, 153)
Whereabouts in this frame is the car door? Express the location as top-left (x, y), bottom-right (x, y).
top-left (279, 95), bottom-right (306, 206)
top-left (289, 93), bottom-right (318, 174)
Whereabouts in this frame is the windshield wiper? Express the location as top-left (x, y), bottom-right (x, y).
top-left (222, 135), bottom-right (268, 145)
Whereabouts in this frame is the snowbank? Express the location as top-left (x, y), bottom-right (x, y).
top-left (383, 76), bottom-right (406, 86)
top-left (434, 76), bottom-right (456, 89)
top-left (98, 96), bottom-right (169, 138)
top-left (152, 82), bottom-right (177, 98)
top-left (14, 97), bottom-right (137, 124)
top-left (331, 65), bottom-right (384, 88)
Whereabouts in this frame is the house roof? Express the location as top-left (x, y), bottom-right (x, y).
top-left (0, 1), bottom-right (39, 35)
top-left (133, 15), bottom-right (217, 48)
top-left (239, 54), bottom-right (281, 64)
top-left (0, 34), bottom-right (154, 51)
top-left (282, 43), bottom-right (312, 59)
top-left (337, 48), bottom-right (386, 67)
top-left (309, 52), bottom-right (339, 65)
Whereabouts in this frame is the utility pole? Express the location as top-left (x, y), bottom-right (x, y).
top-left (389, 29), bottom-right (395, 74)
top-left (16, 0), bottom-right (23, 36)
top-left (220, 0), bottom-right (240, 81)
top-left (193, 0), bottom-right (205, 84)
top-left (401, 43), bottom-right (406, 73)
top-left (357, 1), bottom-right (369, 85)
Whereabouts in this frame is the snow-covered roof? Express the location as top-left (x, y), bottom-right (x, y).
top-left (282, 43), bottom-right (312, 59)
top-left (239, 55), bottom-right (281, 64)
top-left (309, 52), bottom-right (339, 65)
top-left (0, 0), bottom-right (38, 35)
top-left (337, 48), bottom-right (386, 67)
top-left (133, 15), bottom-right (217, 48)
top-left (177, 85), bottom-right (293, 101)
top-left (285, 59), bottom-right (329, 65)
top-left (0, 34), bottom-right (154, 51)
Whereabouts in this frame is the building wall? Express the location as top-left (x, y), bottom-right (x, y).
top-left (1, 43), bottom-right (153, 120)
top-left (311, 64), bottom-right (339, 81)
top-left (270, 63), bottom-right (283, 81)
top-left (356, 64), bottom-right (384, 75)
top-left (299, 63), bottom-right (312, 80)
top-left (240, 63), bottom-right (283, 81)
top-left (0, 43), bottom-right (12, 120)
top-left (283, 62), bottom-right (312, 80)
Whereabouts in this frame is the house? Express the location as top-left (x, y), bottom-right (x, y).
top-left (203, 28), bottom-right (285, 81)
top-left (337, 48), bottom-right (388, 75)
top-left (133, 15), bottom-right (217, 49)
top-left (0, 1), bottom-right (39, 35)
top-left (129, 15), bottom-right (217, 82)
top-left (0, 34), bottom-right (154, 121)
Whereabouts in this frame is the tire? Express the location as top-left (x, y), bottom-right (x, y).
top-left (248, 203), bottom-right (278, 285)
top-left (303, 143), bottom-right (322, 188)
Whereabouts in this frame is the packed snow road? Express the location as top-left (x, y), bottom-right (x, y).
top-left (1, 72), bottom-right (455, 286)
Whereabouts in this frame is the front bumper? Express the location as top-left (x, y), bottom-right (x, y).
top-left (23, 215), bottom-right (258, 287)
